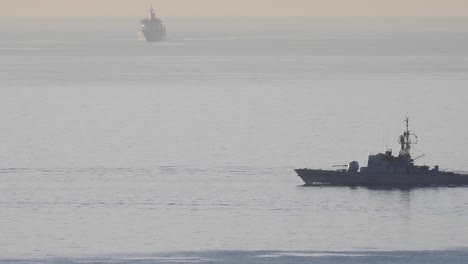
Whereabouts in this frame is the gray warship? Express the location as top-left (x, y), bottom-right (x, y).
top-left (295, 118), bottom-right (468, 186)
top-left (139, 6), bottom-right (166, 42)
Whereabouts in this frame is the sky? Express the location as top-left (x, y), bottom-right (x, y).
top-left (2, 0), bottom-right (468, 19)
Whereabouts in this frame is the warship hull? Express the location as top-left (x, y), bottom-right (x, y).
top-left (141, 30), bottom-right (165, 42)
top-left (295, 169), bottom-right (468, 187)
top-left (139, 7), bottom-right (166, 42)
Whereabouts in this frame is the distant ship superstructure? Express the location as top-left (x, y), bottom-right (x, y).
top-left (139, 6), bottom-right (166, 42)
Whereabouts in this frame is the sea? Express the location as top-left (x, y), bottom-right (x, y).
top-left (1, 18), bottom-right (468, 263)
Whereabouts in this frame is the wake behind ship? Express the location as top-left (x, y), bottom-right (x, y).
top-left (139, 6), bottom-right (166, 42)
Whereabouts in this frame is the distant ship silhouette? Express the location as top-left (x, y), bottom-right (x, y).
top-left (139, 6), bottom-right (166, 42)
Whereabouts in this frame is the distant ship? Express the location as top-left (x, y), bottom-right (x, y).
top-left (295, 117), bottom-right (468, 187)
top-left (139, 6), bottom-right (166, 42)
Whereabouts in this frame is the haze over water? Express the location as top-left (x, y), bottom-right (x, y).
top-left (1, 18), bottom-right (468, 263)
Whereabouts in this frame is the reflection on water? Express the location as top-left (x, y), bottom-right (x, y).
top-left (1, 167), bottom-right (468, 258)
top-left (3, 250), bottom-right (468, 264)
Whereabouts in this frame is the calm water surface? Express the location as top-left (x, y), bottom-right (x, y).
top-left (1, 20), bottom-right (468, 262)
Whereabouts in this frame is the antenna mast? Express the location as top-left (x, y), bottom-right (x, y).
top-left (398, 117), bottom-right (417, 157)
top-left (149, 5), bottom-right (156, 20)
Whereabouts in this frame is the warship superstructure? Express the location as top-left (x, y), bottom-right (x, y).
top-left (295, 118), bottom-right (468, 186)
top-left (139, 6), bottom-right (166, 42)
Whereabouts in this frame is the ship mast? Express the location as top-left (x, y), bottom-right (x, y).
top-left (149, 5), bottom-right (156, 20)
top-left (399, 117), bottom-right (415, 157)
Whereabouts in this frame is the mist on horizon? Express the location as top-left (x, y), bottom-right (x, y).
top-left (2, 0), bottom-right (468, 19)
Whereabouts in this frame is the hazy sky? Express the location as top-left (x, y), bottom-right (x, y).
top-left (2, 0), bottom-right (468, 18)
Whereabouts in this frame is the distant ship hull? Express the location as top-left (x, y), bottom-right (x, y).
top-left (141, 29), bottom-right (165, 42)
top-left (139, 7), bottom-right (166, 42)
top-left (295, 169), bottom-right (468, 187)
